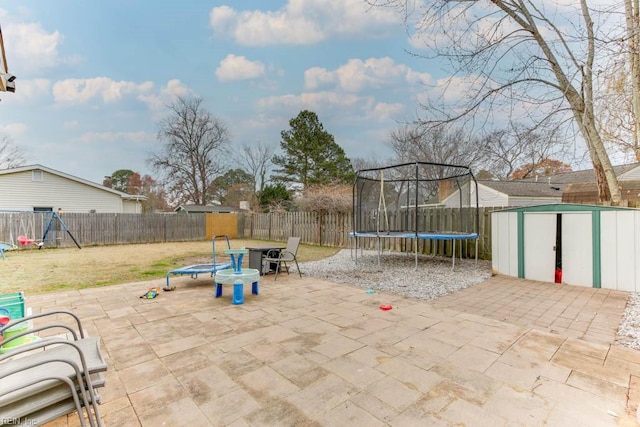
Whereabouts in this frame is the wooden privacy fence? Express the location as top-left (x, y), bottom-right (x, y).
top-left (0, 212), bottom-right (205, 248)
top-left (244, 212), bottom-right (352, 248)
top-left (242, 207), bottom-right (499, 259)
top-left (204, 213), bottom-right (239, 239)
top-left (0, 209), bottom-right (498, 258)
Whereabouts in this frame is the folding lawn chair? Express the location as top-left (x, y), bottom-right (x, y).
top-left (0, 310), bottom-right (108, 426)
top-left (263, 236), bottom-right (302, 280)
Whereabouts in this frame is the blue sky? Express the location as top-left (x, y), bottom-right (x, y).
top-left (0, 1), bottom-right (441, 184)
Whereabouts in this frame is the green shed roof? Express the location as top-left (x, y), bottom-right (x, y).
top-left (491, 203), bottom-right (635, 213)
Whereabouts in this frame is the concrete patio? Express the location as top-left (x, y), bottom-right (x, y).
top-left (30, 274), bottom-right (640, 426)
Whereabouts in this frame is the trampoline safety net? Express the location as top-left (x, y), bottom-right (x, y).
top-left (352, 162), bottom-right (479, 235)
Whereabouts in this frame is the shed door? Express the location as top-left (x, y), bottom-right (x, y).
top-left (524, 213), bottom-right (556, 283)
top-left (561, 213), bottom-right (592, 287)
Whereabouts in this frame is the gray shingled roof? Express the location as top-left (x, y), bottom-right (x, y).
top-left (479, 180), bottom-right (565, 197)
top-left (174, 204), bottom-right (238, 213)
top-left (520, 163), bottom-right (640, 184)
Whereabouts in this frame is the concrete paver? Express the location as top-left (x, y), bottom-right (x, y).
top-left (23, 273), bottom-right (639, 426)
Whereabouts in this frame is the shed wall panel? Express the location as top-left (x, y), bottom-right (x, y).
top-left (600, 211), bottom-right (619, 290)
top-left (492, 211), bottom-right (534, 278)
top-left (601, 211), bottom-right (638, 292)
top-left (492, 211), bottom-right (519, 276)
top-left (616, 212), bottom-right (637, 292)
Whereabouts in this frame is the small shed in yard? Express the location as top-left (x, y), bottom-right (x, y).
top-left (491, 204), bottom-right (640, 292)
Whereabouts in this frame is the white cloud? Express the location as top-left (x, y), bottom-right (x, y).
top-left (72, 131), bottom-right (153, 145)
top-left (209, 0), bottom-right (400, 46)
top-left (258, 91), bottom-right (363, 113)
top-left (0, 123), bottom-right (28, 138)
top-left (367, 102), bottom-right (405, 121)
top-left (4, 22), bottom-right (64, 72)
top-left (304, 67), bottom-right (335, 91)
top-left (52, 77), bottom-right (153, 104)
top-left (305, 57), bottom-right (431, 92)
top-left (6, 78), bottom-right (50, 101)
top-left (437, 75), bottom-right (486, 103)
top-left (256, 90), bottom-right (404, 123)
top-left (137, 79), bottom-right (193, 112)
top-left (216, 54), bottom-right (265, 82)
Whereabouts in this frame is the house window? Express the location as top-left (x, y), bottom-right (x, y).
top-left (32, 170), bottom-right (43, 181)
top-left (33, 207), bottom-right (53, 212)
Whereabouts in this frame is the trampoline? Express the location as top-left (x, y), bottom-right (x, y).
top-left (166, 235), bottom-right (233, 288)
top-left (351, 162), bottom-right (479, 269)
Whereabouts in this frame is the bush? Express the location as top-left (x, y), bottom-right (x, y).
top-left (296, 183), bottom-right (352, 214)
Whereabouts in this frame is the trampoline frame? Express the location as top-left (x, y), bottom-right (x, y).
top-left (166, 235), bottom-right (233, 287)
top-left (351, 162), bottom-right (480, 269)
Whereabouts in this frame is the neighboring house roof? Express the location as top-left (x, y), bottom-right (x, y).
top-left (0, 164), bottom-right (146, 201)
top-left (479, 180), bottom-right (565, 197)
top-left (521, 162), bottom-right (640, 184)
top-left (175, 204), bottom-right (238, 213)
top-left (562, 180), bottom-right (640, 204)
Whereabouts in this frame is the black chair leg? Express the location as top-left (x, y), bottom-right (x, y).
top-left (274, 261), bottom-right (280, 280)
top-left (293, 258), bottom-right (302, 277)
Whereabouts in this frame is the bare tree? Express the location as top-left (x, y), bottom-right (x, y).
top-left (148, 96), bottom-right (230, 205)
top-left (369, 0), bottom-right (624, 203)
top-left (594, 65), bottom-right (636, 159)
top-left (388, 123), bottom-right (486, 175)
top-left (351, 156), bottom-right (389, 172)
top-left (595, 1), bottom-right (640, 161)
top-left (481, 122), bottom-right (571, 180)
top-left (238, 142), bottom-right (274, 192)
top-left (0, 134), bottom-right (26, 169)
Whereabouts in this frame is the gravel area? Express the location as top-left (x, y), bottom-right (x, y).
top-left (297, 249), bottom-right (492, 300)
top-left (616, 293), bottom-right (640, 350)
top-left (299, 249), bottom-right (640, 350)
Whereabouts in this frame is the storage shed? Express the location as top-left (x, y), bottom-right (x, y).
top-left (491, 204), bottom-right (640, 292)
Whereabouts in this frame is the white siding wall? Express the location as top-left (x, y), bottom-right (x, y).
top-left (477, 186), bottom-right (508, 207)
top-left (620, 166), bottom-right (640, 181)
top-left (123, 200), bottom-right (142, 214)
top-left (441, 182), bottom-right (471, 208)
top-left (0, 170), bottom-right (124, 212)
top-left (443, 183), bottom-right (509, 207)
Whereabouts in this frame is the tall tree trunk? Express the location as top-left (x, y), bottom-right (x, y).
top-left (625, 0), bottom-right (640, 160)
top-left (580, 0), bottom-right (620, 203)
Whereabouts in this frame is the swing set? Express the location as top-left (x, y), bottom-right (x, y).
top-left (0, 211), bottom-right (81, 259)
